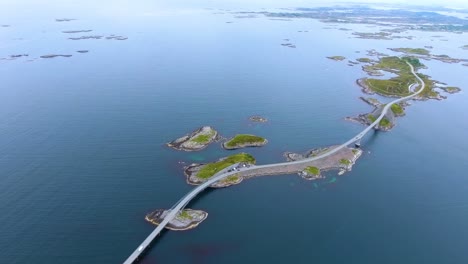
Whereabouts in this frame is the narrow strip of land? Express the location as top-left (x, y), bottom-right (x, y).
top-left (123, 62), bottom-right (424, 264)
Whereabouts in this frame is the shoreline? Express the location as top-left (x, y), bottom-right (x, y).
top-left (185, 145), bottom-right (363, 188)
top-left (145, 209), bottom-right (208, 231)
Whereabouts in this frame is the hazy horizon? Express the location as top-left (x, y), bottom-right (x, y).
top-left (1, 0), bottom-right (468, 19)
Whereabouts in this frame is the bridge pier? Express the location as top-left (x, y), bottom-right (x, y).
top-left (354, 140), bottom-right (361, 148)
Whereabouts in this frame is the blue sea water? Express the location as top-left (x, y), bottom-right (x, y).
top-left (1, 2), bottom-right (468, 264)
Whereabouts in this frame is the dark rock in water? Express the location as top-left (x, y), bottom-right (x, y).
top-left (249, 115), bottom-right (268, 122)
top-left (76, 50), bottom-right (89, 53)
top-left (40, 54), bottom-right (72, 59)
top-left (69, 35), bottom-right (103, 40)
top-left (62, 30), bottom-right (93, 33)
top-left (10, 54), bottom-right (28, 58)
top-left (1, 25), bottom-right (10, 27)
top-left (281, 43), bottom-right (296, 48)
top-left (56, 18), bottom-right (76, 22)
top-left (105, 35), bottom-right (128, 40)
top-left (68, 34), bottom-right (127, 41)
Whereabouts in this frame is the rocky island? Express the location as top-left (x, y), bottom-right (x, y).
top-left (440, 86), bottom-right (461, 94)
top-left (284, 146), bottom-right (362, 179)
top-left (327, 55), bottom-right (346, 61)
top-left (281, 43), bottom-right (296, 48)
top-left (346, 97), bottom-right (405, 131)
top-left (184, 153), bottom-right (255, 187)
top-left (249, 115), bottom-right (268, 122)
top-left (184, 145), bottom-right (363, 188)
top-left (145, 209), bottom-right (208, 231)
top-left (55, 18), bottom-right (76, 22)
top-left (62, 30), bottom-right (93, 33)
top-left (301, 166), bottom-right (322, 180)
top-left (222, 134), bottom-right (268, 150)
top-left (389, 47), bottom-right (468, 64)
top-left (167, 126), bottom-right (219, 151)
top-left (350, 54), bottom-right (462, 132)
top-left (356, 56), bottom-right (452, 101)
top-left (40, 54), bottom-right (72, 59)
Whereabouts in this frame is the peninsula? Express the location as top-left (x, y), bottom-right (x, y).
top-left (167, 126), bottom-right (219, 151)
top-left (356, 56), bottom-right (457, 101)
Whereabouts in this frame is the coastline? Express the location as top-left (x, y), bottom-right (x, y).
top-left (184, 145), bottom-right (363, 188)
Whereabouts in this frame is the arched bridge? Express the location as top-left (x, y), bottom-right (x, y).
top-left (123, 62), bottom-right (424, 264)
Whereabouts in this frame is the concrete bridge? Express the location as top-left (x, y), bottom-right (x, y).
top-left (123, 62), bottom-right (424, 264)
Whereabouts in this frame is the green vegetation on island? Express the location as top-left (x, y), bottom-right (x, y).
top-left (191, 130), bottom-right (216, 144)
top-left (146, 209), bottom-right (208, 231)
top-left (352, 31), bottom-right (393, 40)
top-left (391, 48), bottom-right (430, 55)
top-left (367, 114), bottom-right (377, 123)
top-left (196, 153), bottom-right (255, 179)
top-left (379, 117), bottom-right (391, 128)
top-left (360, 56), bottom-right (439, 99)
top-left (442, 86), bottom-right (462, 94)
top-left (390, 104), bottom-right (404, 116)
top-left (178, 210), bottom-right (192, 220)
top-left (220, 174), bottom-right (241, 184)
top-left (223, 134), bottom-right (267, 149)
top-left (167, 126), bottom-right (218, 151)
top-left (352, 111), bottom-right (394, 131)
top-left (340, 159), bottom-right (351, 165)
top-left (390, 48), bottom-right (467, 64)
top-left (304, 166), bottom-right (320, 176)
top-left (357, 57), bottom-right (372, 63)
top-left (327, 56), bottom-right (346, 61)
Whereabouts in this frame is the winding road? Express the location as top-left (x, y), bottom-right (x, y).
top-left (123, 62), bottom-right (425, 264)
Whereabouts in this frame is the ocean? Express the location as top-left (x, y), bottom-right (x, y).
top-left (1, 3), bottom-right (468, 264)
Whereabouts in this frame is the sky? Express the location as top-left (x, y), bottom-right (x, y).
top-left (1, 0), bottom-right (467, 21)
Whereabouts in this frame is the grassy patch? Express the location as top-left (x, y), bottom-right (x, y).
top-left (392, 48), bottom-right (430, 56)
top-left (402, 56), bottom-right (424, 68)
top-left (379, 117), bottom-right (391, 127)
top-left (352, 149), bottom-right (358, 154)
top-left (178, 210), bottom-right (193, 220)
top-left (357, 57), bottom-right (372, 63)
top-left (225, 134), bottom-right (266, 148)
top-left (340, 159), bottom-right (351, 165)
top-left (367, 114), bottom-right (377, 123)
top-left (304, 166), bottom-right (320, 175)
top-left (191, 130), bottom-right (215, 144)
top-left (221, 174), bottom-right (240, 184)
top-left (444, 86), bottom-right (461, 93)
top-left (197, 153), bottom-right (255, 179)
top-left (390, 104), bottom-right (404, 115)
top-left (363, 56), bottom-right (432, 97)
top-left (327, 56), bottom-right (346, 61)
